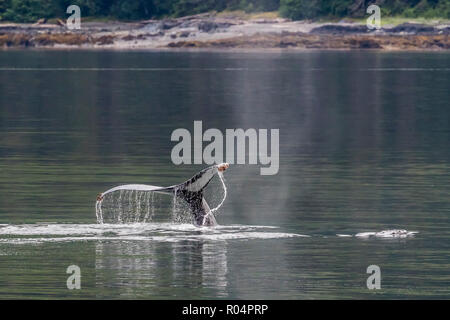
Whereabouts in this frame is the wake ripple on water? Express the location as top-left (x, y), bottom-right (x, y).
top-left (0, 224), bottom-right (418, 244)
top-left (0, 223), bottom-right (305, 244)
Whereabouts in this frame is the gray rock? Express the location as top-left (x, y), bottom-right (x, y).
top-left (310, 24), bottom-right (370, 34)
top-left (197, 21), bottom-right (232, 33)
top-left (386, 23), bottom-right (435, 34)
top-left (178, 31), bottom-right (190, 38)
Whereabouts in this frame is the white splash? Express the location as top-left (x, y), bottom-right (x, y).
top-left (0, 223), bottom-right (304, 244)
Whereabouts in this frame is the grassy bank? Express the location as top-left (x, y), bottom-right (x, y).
top-left (2, 10), bottom-right (448, 27)
top-left (342, 16), bottom-right (450, 26)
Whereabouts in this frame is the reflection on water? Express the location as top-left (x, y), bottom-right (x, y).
top-left (173, 241), bottom-right (228, 297)
top-left (95, 240), bottom-right (228, 298)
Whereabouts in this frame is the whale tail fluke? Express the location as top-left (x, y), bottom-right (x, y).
top-left (96, 163), bottom-right (229, 226)
top-left (164, 163), bottom-right (228, 226)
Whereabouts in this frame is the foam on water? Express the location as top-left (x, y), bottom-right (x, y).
top-left (0, 223), bottom-right (417, 244)
top-left (338, 229), bottom-right (419, 238)
top-left (0, 223), bottom-right (304, 244)
top-left (355, 229), bottom-right (419, 238)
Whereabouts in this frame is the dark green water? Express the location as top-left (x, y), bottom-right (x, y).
top-left (0, 50), bottom-right (449, 299)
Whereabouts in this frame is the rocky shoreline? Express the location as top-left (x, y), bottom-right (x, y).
top-left (1, 13), bottom-right (449, 50)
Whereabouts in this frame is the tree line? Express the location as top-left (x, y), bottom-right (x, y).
top-left (1, 0), bottom-right (449, 23)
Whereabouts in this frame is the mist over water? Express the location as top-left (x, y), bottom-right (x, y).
top-left (0, 50), bottom-right (449, 299)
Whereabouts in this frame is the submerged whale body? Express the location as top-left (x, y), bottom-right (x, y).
top-left (96, 163), bottom-right (229, 227)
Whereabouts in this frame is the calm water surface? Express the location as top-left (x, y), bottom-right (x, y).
top-left (0, 50), bottom-right (449, 299)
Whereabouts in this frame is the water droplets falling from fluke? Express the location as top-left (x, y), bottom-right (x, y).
top-left (95, 198), bottom-right (104, 224)
top-left (95, 190), bottom-right (163, 224)
top-left (94, 164), bottom-right (230, 225)
top-left (210, 170), bottom-right (227, 215)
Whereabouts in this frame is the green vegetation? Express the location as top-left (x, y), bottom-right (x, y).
top-left (279, 0), bottom-right (450, 21)
top-left (0, 0), bottom-right (449, 23)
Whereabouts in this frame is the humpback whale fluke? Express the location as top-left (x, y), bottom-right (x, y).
top-left (96, 163), bottom-right (229, 227)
